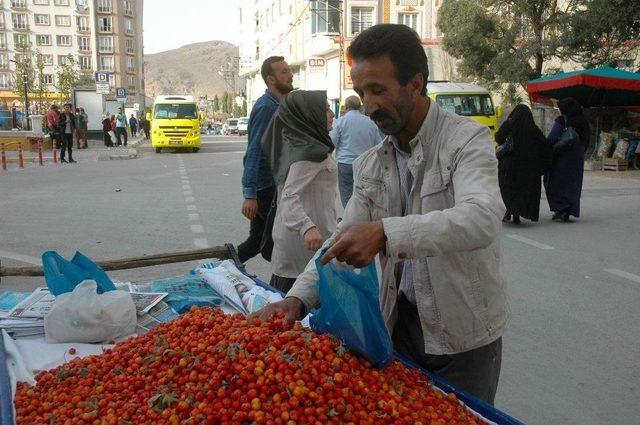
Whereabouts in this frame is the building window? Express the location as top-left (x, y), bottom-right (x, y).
top-left (126, 57), bottom-right (135, 72)
top-left (97, 0), bottom-right (112, 13)
top-left (55, 15), bottom-right (71, 26)
top-left (13, 34), bottom-right (29, 48)
top-left (33, 0), bottom-right (50, 4)
top-left (58, 55), bottom-right (72, 65)
top-left (43, 74), bottom-right (54, 84)
top-left (311, 0), bottom-right (340, 34)
top-left (124, 18), bottom-right (134, 34)
top-left (0, 54), bottom-right (8, 68)
top-left (0, 74), bottom-right (10, 88)
top-left (98, 36), bottom-right (113, 52)
top-left (124, 0), bottom-right (134, 15)
top-left (56, 35), bottom-right (72, 46)
top-left (41, 54), bottom-right (53, 65)
top-left (127, 75), bottom-right (136, 90)
top-left (99, 55), bottom-right (114, 72)
top-left (77, 36), bottom-right (90, 51)
top-left (125, 38), bottom-right (134, 54)
top-left (98, 16), bottom-right (112, 32)
top-left (11, 0), bottom-right (27, 8)
top-left (76, 0), bottom-right (89, 11)
top-left (0, 15), bottom-right (4, 29)
top-left (36, 35), bottom-right (52, 46)
top-left (34, 14), bottom-right (50, 25)
top-left (351, 7), bottom-right (373, 35)
top-left (77, 16), bottom-right (89, 31)
top-left (399, 13), bottom-right (418, 32)
top-left (54, 0), bottom-right (70, 5)
top-left (79, 56), bottom-right (91, 70)
top-left (0, 34), bottom-right (6, 49)
top-left (12, 13), bottom-right (28, 30)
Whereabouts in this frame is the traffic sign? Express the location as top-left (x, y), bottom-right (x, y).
top-left (96, 83), bottom-right (110, 94)
top-left (133, 103), bottom-right (140, 111)
top-left (116, 87), bottom-right (127, 102)
top-left (94, 72), bottom-right (109, 83)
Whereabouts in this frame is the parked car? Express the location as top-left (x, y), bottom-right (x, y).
top-left (225, 118), bottom-right (238, 135)
top-left (237, 117), bottom-right (249, 136)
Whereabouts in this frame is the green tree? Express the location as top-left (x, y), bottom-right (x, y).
top-left (213, 94), bottom-right (220, 112)
top-left (55, 55), bottom-right (79, 103)
top-left (221, 91), bottom-right (230, 114)
top-left (11, 48), bottom-right (36, 101)
top-left (226, 92), bottom-right (234, 115)
top-left (437, 0), bottom-right (640, 90)
top-left (33, 52), bottom-right (48, 113)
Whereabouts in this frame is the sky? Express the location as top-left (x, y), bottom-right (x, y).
top-left (143, 0), bottom-right (241, 54)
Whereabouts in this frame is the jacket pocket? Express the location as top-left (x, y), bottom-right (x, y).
top-left (420, 170), bottom-right (452, 212)
top-left (360, 177), bottom-right (387, 218)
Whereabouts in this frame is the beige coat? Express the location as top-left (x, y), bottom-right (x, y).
top-left (286, 102), bottom-right (509, 355)
top-left (271, 156), bottom-right (338, 278)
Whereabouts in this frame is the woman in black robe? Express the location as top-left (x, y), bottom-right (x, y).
top-left (495, 104), bottom-right (552, 224)
top-left (544, 98), bottom-right (590, 222)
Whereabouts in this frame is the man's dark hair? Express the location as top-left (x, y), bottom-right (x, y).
top-left (348, 24), bottom-right (429, 96)
top-left (261, 56), bottom-right (285, 85)
top-left (64, 103), bottom-right (72, 108)
top-left (50, 104), bottom-right (59, 110)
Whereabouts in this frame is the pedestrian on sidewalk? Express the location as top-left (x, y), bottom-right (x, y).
top-left (495, 104), bottom-right (552, 224)
top-left (58, 103), bottom-right (76, 163)
top-left (74, 107), bottom-right (88, 149)
top-left (80, 108), bottom-right (88, 148)
top-left (262, 90), bottom-right (338, 293)
top-left (238, 56), bottom-right (294, 264)
top-left (45, 104), bottom-right (60, 149)
top-left (251, 24), bottom-right (507, 406)
top-left (329, 95), bottom-right (383, 207)
top-left (102, 114), bottom-right (112, 147)
top-left (544, 97), bottom-right (590, 222)
top-left (140, 115), bottom-right (151, 139)
top-left (115, 108), bottom-right (128, 146)
top-left (129, 114), bottom-right (138, 137)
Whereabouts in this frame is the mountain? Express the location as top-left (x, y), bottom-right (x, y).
top-left (143, 41), bottom-right (239, 100)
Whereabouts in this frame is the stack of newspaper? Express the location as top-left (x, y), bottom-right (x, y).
top-left (0, 288), bottom-right (53, 337)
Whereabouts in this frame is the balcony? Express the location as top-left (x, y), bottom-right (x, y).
top-left (97, 6), bottom-right (112, 14)
top-left (10, 1), bottom-right (27, 11)
top-left (78, 45), bottom-right (91, 53)
top-left (77, 26), bottom-right (90, 33)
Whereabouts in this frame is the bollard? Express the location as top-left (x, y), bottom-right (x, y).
top-left (18, 143), bottom-right (24, 169)
top-left (53, 140), bottom-right (58, 164)
top-left (38, 141), bottom-right (44, 166)
top-left (1, 143), bottom-right (6, 171)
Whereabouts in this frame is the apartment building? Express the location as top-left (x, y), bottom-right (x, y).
top-left (0, 0), bottom-right (144, 109)
top-left (238, 0), bottom-right (451, 112)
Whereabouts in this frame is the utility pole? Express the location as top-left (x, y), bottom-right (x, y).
top-left (22, 71), bottom-right (30, 131)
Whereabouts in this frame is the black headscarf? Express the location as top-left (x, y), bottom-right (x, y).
top-left (558, 97), bottom-right (590, 148)
top-left (261, 90), bottom-right (334, 186)
top-left (496, 104), bottom-right (551, 171)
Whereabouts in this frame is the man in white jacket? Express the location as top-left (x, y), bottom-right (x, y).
top-left (251, 24), bottom-right (509, 405)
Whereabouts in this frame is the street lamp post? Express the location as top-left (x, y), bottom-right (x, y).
top-left (22, 71), bottom-right (30, 131)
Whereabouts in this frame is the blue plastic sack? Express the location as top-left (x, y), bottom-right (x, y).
top-left (42, 251), bottom-right (116, 296)
top-left (310, 253), bottom-right (393, 368)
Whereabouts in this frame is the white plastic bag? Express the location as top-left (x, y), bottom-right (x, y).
top-left (44, 280), bottom-right (136, 343)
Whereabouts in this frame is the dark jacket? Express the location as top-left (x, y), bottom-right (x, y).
top-left (58, 112), bottom-right (76, 135)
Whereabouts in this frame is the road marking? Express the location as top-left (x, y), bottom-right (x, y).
top-left (0, 250), bottom-right (41, 265)
top-left (182, 185), bottom-right (191, 190)
top-left (604, 269), bottom-right (640, 284)
top-left (183, 190), bottom-right (193, 196)
top-left (181, 179), bottom-right (190, 184)
top-left (185, 196), bottom-right (195, 203)
top-left (506, 234), bottom-right (554, 250)
top-left (186, 204), bottom-right (197, 211)
top-left (194, 238), bottom-right (209, 249)
top-left (188, 213), bottom-right (200, 221)
top-left (191, 224), bottom-right (204, 234)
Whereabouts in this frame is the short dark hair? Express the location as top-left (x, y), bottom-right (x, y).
top-left (261, 56), bottom-right (285, 85)
top-left (348, 24), bottom-right (429, 95)
top-left (64, 103), bottom-right (72, 108)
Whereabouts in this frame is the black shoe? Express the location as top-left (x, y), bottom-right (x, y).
top-left (60, 158), bottom-right (67, 163)
top-left (552, 211), bottom-right (562, 221)
top-left (513, 215), bottom-right (521, 225)
top-left (561, 212), bottom-right (570, 222)
top-left (502, 213), bottom-right (511, 223)
top-left (69, 159), bottom-right (77, 163)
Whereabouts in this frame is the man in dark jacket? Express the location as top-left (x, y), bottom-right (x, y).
top-left (238, 56), bottom-right (293, 263)
top-left (58, 103), bottom-right (76, 163)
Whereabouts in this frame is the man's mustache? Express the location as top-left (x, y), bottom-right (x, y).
top-left (369, 109), bottom-right (392, 123)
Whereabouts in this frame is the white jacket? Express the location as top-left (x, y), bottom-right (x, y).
top-left (287, 101), bottom-right (509, 355)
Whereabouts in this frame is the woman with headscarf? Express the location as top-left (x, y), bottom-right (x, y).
top-left (102, 114), bottom-right (112, 147)
top-left (495, 104), bottom-right (552, 224)
top-left (544, 98), bottom-right (590, 222)
top-left (262, 90), bottom-right (338, 293)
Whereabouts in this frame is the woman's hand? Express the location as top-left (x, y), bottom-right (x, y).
top-left (303, 227), bottom-right (324, 252)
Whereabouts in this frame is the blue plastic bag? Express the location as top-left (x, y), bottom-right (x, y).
top-left (310, 253), bottom-right (393, 368)
top-left (42, 251), bottom-right (116, 296)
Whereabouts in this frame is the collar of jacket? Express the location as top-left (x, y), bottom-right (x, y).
top-left (264, 89), bottom-right (280, 106)
top-left (377, 99), bottom-right (441, 177)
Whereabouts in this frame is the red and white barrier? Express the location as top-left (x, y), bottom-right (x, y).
top-left (18, 143), bottom-right (24, 169)
top-left (38, 141), bottom-right (44, 166)
top-left (1, 143), bottom-right (6, 172)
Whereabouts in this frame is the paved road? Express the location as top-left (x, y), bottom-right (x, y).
top-left (1, 137), bottom-right (638, 424)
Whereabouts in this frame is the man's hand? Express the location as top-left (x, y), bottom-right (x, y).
top-left (320, 221), bottom-right (386, 267)
top-left (241, 198), bottom-right (259, 220)
top-left (248, 297), bottom-right (305, 327)
top-left (303, 227), bottom-right (323, 252)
